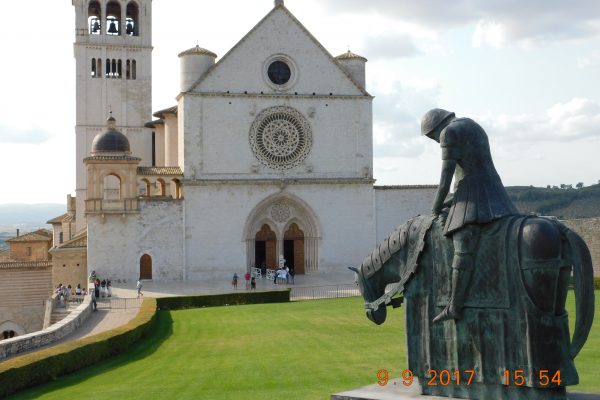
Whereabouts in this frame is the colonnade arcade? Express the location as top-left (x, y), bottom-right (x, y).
top-left (244, 194), bottom-right (320, 274)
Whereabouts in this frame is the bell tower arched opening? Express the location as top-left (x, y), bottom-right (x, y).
top-left (106, 1), bottom-right (121, 35)
top-left (126, 2), bottom-right (139, 36)
top-left (88, 1), bottom-right (101, 35)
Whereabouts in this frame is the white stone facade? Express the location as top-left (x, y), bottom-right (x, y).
top-left (77, 2), bottom-right (437, 282)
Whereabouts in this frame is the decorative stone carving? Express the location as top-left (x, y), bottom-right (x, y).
top-left (249, 106), bottom-right (312, 170)
top-left (271, 201), bottom-right (291, 223)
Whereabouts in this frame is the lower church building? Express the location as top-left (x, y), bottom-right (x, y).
top-left (49, 0), bottom-right (436, 283)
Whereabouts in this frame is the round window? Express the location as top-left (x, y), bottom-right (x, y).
top-left (267, 61), bottom-right (291, 85)
top-left (249, 106), bottom-right (312, 170)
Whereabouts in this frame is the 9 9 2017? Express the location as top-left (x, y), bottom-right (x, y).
top-left (377, 369), bottom-right (476, 387)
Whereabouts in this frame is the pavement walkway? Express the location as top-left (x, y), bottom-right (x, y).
top-left (110, 270), bottom-right (356, 298)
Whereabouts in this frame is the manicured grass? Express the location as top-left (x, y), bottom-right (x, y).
top-left (9, 293), bottom-right (600, 399)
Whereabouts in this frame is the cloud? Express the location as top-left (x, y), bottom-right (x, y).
top-left (0, 124), bottom-right (51, 144)
top-left (362, 34), bottom-right (421, 59)
top-left (371, 80), bottom-right (441, 158)
top-left (320, 1), bottom-right (600, 46)
top-left (578, 51), bottom-right (600, 68)
top-left (477, 98), bottom-right (600, 143)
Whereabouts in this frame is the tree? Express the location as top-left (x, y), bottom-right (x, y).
top-left (576, 182), bottom-right (584, 189)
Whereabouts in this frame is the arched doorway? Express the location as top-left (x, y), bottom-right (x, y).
top-left (0, 321), bottom-right (25, 340)
top-left (244, 194), bottom-right (320, 273)
top-left (255, 224), bottom-right (277, 269)
top-left (140, 254), bottom-right (152, 279)
top-left (284, 223), bottom-right (305, 274)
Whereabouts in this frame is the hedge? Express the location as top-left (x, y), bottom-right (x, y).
top-left (156, 289), bottom-right (290, 310)
top-left (0, 298), bottom-right (157, 399)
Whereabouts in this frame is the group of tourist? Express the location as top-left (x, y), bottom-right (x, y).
top-left (231, 263), bottom-right (295, 291)
top-left (232, 273), bottom-right (257, 290)
top-left (273, 265), bottom-right (294, 285)
top-left (55, 283), bottom-right (87, 306)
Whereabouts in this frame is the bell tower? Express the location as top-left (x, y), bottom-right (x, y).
top-left (72, 0), bottom-right (153, 231)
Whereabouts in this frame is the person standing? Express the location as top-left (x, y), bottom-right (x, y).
top-left (244, 271), bottom-right (251, 290)
top-left (232, 272), bottom-right (239, 289)
top-left (136, 278), bottom-right (143, 298)
top-left (421, 108), bottom-right (519, 323)
top-left (250, 277), bottom-right (256, 291)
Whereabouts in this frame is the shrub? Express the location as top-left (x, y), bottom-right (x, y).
top-left (156, 289), bottom-right (290, 310)
top-left (0, 298), bottom-right (157, 398)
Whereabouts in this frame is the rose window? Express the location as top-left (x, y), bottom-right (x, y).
top-left (271, 202), bottom-right (291, 223)
top-left (250, 106), bottom-right (312, 169)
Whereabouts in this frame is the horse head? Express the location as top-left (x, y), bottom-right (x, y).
top-left (350, 264), bottom-right (390, 325)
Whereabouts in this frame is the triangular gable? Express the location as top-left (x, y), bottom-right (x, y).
top-left (188, 4), bottom-right (370, 96)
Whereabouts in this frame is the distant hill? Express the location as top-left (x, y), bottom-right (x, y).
top-left (506, 184), bottom-right (600, 219)
top-left (0, 203), bottom-right (64, 249)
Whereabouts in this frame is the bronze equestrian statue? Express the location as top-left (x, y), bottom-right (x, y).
top-left (352, 109), bottom-right (595, 400)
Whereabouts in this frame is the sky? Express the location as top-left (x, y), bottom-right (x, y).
top-left (0, 0), bottom-right (599, 204)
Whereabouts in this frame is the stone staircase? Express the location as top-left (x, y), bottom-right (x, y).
top-left (49, 302), bottom-right (79, 325)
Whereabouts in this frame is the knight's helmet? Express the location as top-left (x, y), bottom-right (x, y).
top-left (421, 108), bottom-right (455, 138)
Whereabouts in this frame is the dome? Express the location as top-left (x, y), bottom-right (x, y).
top-left (91, 117), bottom-right (131, 154)
top-left (335, 50), bottom-right (368, 62)
top-left (178, 45), bottom-right (217, 58)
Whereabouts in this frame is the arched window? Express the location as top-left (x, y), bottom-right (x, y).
top-left (111, 59), bottom-right (117, 78)
top-left (140, 179), bottom-right (151, 196)
top-left (126, 2), bottom-right (139, 36)
top-left (132, 60), bottom-right (137, 80)
top-left (91, 58), bottom-right (97, 77)
top-left (88, 1), bottom-right (101, 35)
top-left (106, 1), bottom-right (121, 36)
top-left (117, 59), bottom-right (122, 78)
top-left (156, 178), bottom-right (166, 196)
top-left (106, 58), bottom-right (110, 77)
top-left (172, 179), bottom-right (182, 199)
top-left (103, 174), bottom-right (121, 200)
top-left (126, 59), bottom-right (131, 79)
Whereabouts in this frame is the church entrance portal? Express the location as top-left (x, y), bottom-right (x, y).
top-left (140, 254), bottom-right (152, 280)
top-left (255, 224), bottom-right (277, 269)
top-left (245, 194), bottom-right (319, 274)
top-left (284, 223), bottom-right (305, 274)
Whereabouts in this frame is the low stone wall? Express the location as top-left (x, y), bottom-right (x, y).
top-left (0, 295), bottom-right (92, 360)
top-left (563, 217), bottom-right (600, 277)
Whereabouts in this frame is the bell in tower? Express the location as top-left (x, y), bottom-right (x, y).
top-left (108, 19), bottom-right (118, 34)
top-left (88, 1), bottom-right (101, 35)
top-left (126, 20), bottom-right (134, 35)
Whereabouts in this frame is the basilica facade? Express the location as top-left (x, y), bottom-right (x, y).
top-left (54, 0), bottom-right (436, 283)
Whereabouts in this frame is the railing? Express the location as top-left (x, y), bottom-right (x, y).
top-left (290, 284), bottom-right (360, 301)
top-left (85, 198), bottom-right (139, 213)
top-left (95, 297), bottom-right (143, 311)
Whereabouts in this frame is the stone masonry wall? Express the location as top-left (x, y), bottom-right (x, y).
top-left (563, 217), bottom-right (600, 277)
top-left (0, 296), bottom-right (92, 360)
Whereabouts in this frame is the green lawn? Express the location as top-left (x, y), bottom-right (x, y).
top-left (9, 294), bottom-right (600, 399)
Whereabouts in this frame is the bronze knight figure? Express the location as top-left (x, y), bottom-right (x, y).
top-left (421, 109), bottom-right (519, 322)
top-left (352, 108), bottom-right (595, 400)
